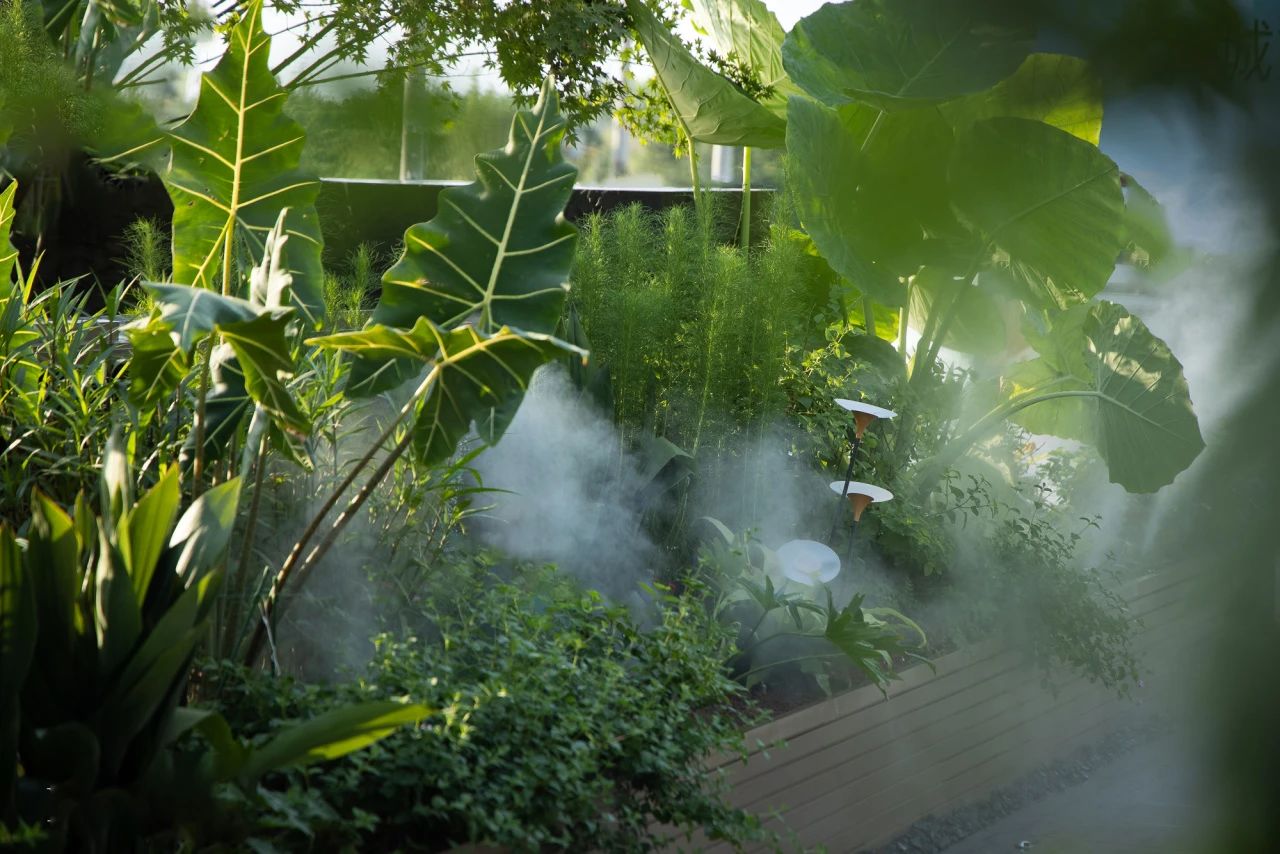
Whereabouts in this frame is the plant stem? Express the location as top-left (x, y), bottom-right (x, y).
top-left (244, 367), bottom-right (439, 664)
top-left (738, 146), bottom-right (752, 247)
top-left (226, 426), bottom-right (269, 659)
top-left (190, 336), bottom-right (214, 495)
top-left (862, 296), bottom-right (877, 339)
top-left (740, 652), bottom-right (847, 683)
top-left (898, 280), bottom-right (911, 356)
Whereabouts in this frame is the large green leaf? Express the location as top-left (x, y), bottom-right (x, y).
top-left (165, 478), bottom-right (242, 590)
top-left (948, 117), bottom-right (1125, 308)
top-left (940, 53), bottom-right (1104, 145)
top-left (164, 0), bottom-right (324, 322)
top-left (786, 96), bottom-right (958, 305)
top-left (126, 322), bottom-right (189, 417)
top-left (690, 0), bottom-right (800, 117)
top-left (217, 313), bottom-right (308, 436)
top-left (908, 266), bottom-right (1007, 356)
top-left (123, 465), bottom-right (181, 605)
top-left (238, 701), bottom-right (432, 783)
top-left (1120, 175), bottom-right (1175, 270)
top-left (350, 78), bottom-right (579, 396)
top-left (144, 284), bottom-right (264, 352)
top-left (1009, 301), bottom-right (1204, 492)
top-left (312, 320), bottom-right (586, 466)
top-left (782, 0), bottom-right (1033, 109)
top-left (626, 0), bottom-right (786, 147)
top-left (0, 181), bottom-right (17, 290)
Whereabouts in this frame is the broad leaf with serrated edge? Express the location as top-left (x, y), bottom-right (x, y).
top-left (782, 0), bottom-right (1033, 110)
top-left (627, 0), bottom-right (785, 147)
top-left (312, 319), bottom-right (586, 465)
top-left (164, 0), bottom-right (324, 322)
top-left (350, 78), bottom-right (578, 397)
top-left (948, 117), bottom-right (1125, 308)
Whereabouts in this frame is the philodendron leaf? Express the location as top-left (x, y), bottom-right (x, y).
top-left (0, 182), bottom-right (17, 290)
top-left (949, 117), bottom-right (1125, 308)
top-left (940, 53), bottom-right (1104, 145)
top-left (352, 78), bottom-right (578, 397)
top-left (1008, 301), bottom-right (1204, 492)
top-left (217, 312), bottom-right (308, 436)
top-left (782, 0), bottom-right (1033, 109)
top-left (626, 0), bottom-right (786, 147)
top-left (689, 0), bottom-right (801, 118)
top-left (786, 97), bottom-right (958, 305)
top-left (126, 322), bottom-right (189, 417)
top-left (312, 320), bottom-right (586, 465)
top-left (164, 0), bottom-right (324, 322)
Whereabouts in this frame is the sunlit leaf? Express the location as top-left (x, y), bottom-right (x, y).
top-left (908, 266), bottom-right (1007, 356)
top-left (126, 322), bottom-right (190, 416)
top-left (164, 0), bottom-right (324, 321)
top-left (217, 313), bottom-right (308, 436)
top-left (689, 0), bottom-right (800, 117)
top-left (0, 182), bottom-right (17, 291)
top-left (783, 0), bottom-right (1033, 109)
top-left (940, 53), bottom-right (1104, 145)
top-left (352, 78), bottom-right (579, 396)
top-left (627, 0), bottom-right (786, 147)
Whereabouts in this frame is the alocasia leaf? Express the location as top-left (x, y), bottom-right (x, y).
top-left (783, 0), bottom-right (1033, 110)
top-left (164, 0), bottom-right (324, 322)
top-left (312, 319), bottom-right (585, 465)
top-left (908, 266), bottom-right (1007, 356)
top-left (626, 0), bottom-right (786, 147)
top-left (351, 78), bottom-right (579, 397)
top-left (948, 117), bottom-right (1125, 308)
top-left (1008, 301), bottom-right (1204, 492)
top-left (940, 53), bottom-right (1104, 145)
top-left (217, 312), bottom-right (308, 436)
top-left (689, 0), bottom-right (800, 117)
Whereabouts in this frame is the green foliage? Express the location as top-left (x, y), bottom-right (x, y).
top-left (689, 0), bottom-right (800, 118)
top-left (350, 77), bottom-right (579, 396)
top-left (204, 565), bottom-right (772, 851)
top-left (625, 0), bottom-right (786, 148)
top-left (163, 0), bottom-right (325, 321)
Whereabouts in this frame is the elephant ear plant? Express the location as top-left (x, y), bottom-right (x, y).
top-left (779, 0), bottom-right (1203, 494)
top-left (0, 438), bottom-right (428, 851)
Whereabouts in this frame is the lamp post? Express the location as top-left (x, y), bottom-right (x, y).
top-left (827, 399), bottom-right (896, 543)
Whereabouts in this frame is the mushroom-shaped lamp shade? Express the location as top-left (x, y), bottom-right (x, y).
top-left (828, 480), bottom-right (894, 522)
top-left (834, 399), bottom-right (897, 439)
top-left (777, 539), bottom-right (841, 586)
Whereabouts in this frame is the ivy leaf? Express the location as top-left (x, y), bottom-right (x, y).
top-left (783, 0), bottom-right (1033, 110)
top-left (352, 78), bottom-right (579, 397)
top-left (626, 0), bottom-right (786, 147)
top-left (948, 117), bottom-right (1125, 308)
top-left (217, 313), bottom-right (308, 437)
top-left (312, 320), bottom-right (585, 466)
top-left (164, 0), bottom-right (324, 322)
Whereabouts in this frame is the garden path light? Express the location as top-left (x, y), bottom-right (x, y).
top-left (828, 398), bottom-right (896, 541)
top-left (777, 539), bottom-right (841, 586)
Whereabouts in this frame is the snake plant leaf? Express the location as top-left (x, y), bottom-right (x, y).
top-left (350, 78), bottom-right (579, 397)
top-left (0, 524), bottom-right (36, 810)
top-left (908, 267), bottom-right (1007, 356)
top-left (949, 117), bottom-right (1125, 308)
top-left (312, 320), bottom-right (586, 465)
top-left (787, 96), bottom-right (958, 305)
top-left (0, 182), bottom-right (17, 290)
top-left (217, 313), bottom-right (308, 437)
top-left (164, 0), bottom-right (324, 322)
top-left (782, 0), bottom-right (1033, 110)
top-left (1009, 301), bottom-right (1203, 492)
top-left (626, 0), bottom-right (786, 147)
top-left (940, 53), bottom-right (1103, 145)
top-left (238, 701), bottom-right (432, 783)
top-left (689, 0), bottom-right (800, 117)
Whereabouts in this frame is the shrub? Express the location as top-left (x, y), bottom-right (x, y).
top-left (204, 564), bottom-right (773, 852)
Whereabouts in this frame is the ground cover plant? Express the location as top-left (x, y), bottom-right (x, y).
top-left (0, 0), bottom-right (1219, 850)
